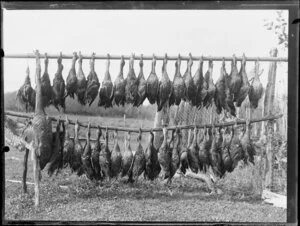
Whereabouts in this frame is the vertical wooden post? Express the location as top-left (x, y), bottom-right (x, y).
top-left (263, 48), bottom-right (278, 191)
top-left (22, 148), bottom-right (29, 193)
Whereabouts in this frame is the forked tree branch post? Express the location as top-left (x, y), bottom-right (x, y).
top-left (263, 48), bottom-right (278, 192)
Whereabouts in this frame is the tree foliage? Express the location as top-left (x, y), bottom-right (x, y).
top-left (263, 11), bottom-right (288, 49)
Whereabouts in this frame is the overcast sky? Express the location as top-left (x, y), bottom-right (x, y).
top-left (3, 9), bottom-right (288, 100)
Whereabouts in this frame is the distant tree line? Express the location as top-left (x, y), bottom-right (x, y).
top-left (4, 90), bottom-right (157, 120)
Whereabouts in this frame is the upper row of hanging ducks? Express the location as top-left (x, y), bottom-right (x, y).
top-left (44, 114), bottom-right (256, 190)
top-left (17, 52), bottom-right (264, 118)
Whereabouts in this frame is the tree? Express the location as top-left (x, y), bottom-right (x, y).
top-left (263, 11), bottom-right (288, 49)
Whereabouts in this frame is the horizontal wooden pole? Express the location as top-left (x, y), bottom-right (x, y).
top-left (5, 111), bottom-right (283, 133)
top-left (4, 53), bottom-right (288, 62)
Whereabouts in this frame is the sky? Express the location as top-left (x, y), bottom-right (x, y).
top-left (3, 10), bottom-right (288, 101)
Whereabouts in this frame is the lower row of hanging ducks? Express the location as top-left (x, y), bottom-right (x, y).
top-left (17, 52), bottom-right (264, 117)
top-left (46, 116), bottom-right (256, 185)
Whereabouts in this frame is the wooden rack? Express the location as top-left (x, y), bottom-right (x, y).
top-left (4, 53), bottom-right (288, 62)
top-left (5, 111), bottom-right (283, 133)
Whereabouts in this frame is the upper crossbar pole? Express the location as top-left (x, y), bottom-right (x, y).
top-left (4, 53), bottom-right (288, 62)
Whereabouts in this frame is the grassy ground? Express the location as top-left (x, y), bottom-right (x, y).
top-left (4, 115), bottom-right (287, 222)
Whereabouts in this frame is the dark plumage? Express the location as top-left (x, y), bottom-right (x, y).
top-left (221, 127), bottom-right (234, 173)
top-left (52, 53), bottom-right (66, 112)
top-left (121, 132), bottom-right (134, 178)
top-left (48, 119), bottom-right (64, 176)
top-left (113, 56), bottom-right (126, 106)
top-left (76, 52), bottom-right (87, 106)
top-left (158, 127), bottom-right (171, 181)
top-left (215, 59), bottom-right (236, 118)
top-left (17, 67), bottom-right (35, 112)
top-left (98, 54), bottom-right (114, 108)
top-left (110, 130), bottom-right (122, 178)
top-left (125, 54), bottom-right (139, 105)
top-left (198, 127), bottom-right (211, 172)
top-left (128, 129), bottom-right (146, 183)
top-left (157, 54), bottom-right (173, 112)
top-left (170, 128), bottom-right (181, 178)
top-left (135, 55), bottom-right (147, 107)
top-left (229, 122), bottom-right (244, 170)
top-left (187, 126), bottom-right (200, 173)
top-left (144, 130), bottom-right (161, 180)
top-left (208, 126), bottom-right (224, 178)
top-left (240, 119), bottom-right (256, 165)
top-left (81, 123), bottom-right (95, 180)
top-left (236, 54), bottom-right (250, 107)
top-left (203, 60), bottom-right (216, 108)
top-left (169, 55), bottom-right (185, 106)
top-left (99, 128), bottom-right (112, 179)
top-left (229, 55), bottom-right (242, 103)
top-left (249, 61), bottom-right (264, 109)
top-left (62, 116), bottom-right (74, 168)
top-left (71, 119), bottom-right (84, 176)
top-left (215, 59), bottom-right (227, 115)
top-left (40, 53), bottom-right (52, 108)
top-left (86, 53), bottom-right (100, 106)
top-left (66, 52), bottom-right (78, 99)
top-left (91, 126), bottom-right (102, 181)
top-left (193, 56), bottom-right (204, 108)
top-left (146, 55), bottom-right (159, 104)
top-left (183, 53), bottom-right (196, 105)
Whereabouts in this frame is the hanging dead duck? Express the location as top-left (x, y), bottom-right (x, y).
top-left (203, 60), bottom-right (216, 108)
top-left (91, 125), bottom-right (102, 181)
top-left (48, 118), bottom-right (64, 176)
top-left (128, 129), bottom-right (146, 183)
top-left (86, 53), bottom-right (100, 106)
top-left (121, 131), bottom-right (134, 179)
top-left (110, 130), bottom-right (122, 178)
top-left (183, 53), bottom-right (196, 105)
top-left (157, 54), bottom-right (173, 111)
top-left (170, 127), bottom-right (181, 179)
top-left (249, 60), bottom-right (264, 109)
top-left (169, 54), bottom-right (185, 106)
top-left (215, 59), bottom-right (236, 119)
top-left (125, 53), bottom-right (139, 105)
top-left (158, 127), bottom-right (171, 183)
top-left (146, 54), bottom-right (159, 105)
top-left (113, 55), bottom-right (126, 106)
top-left (71, 119), bottom-right (84, 176)
top-left (208, 125), bottom-right (224, 178)
top-left (17, 67), bottom-right (35, 112)
top-left (52, 52), bottom-right (66, 112)
top-left (229, 122), bottom-right (244, 170)
top-left (134, 54), bottom-right (147, 107)
top-left (66, 52), bottom-right (78, 99)
top-left (62, 116), bottom-right (74, 168)
top-left (224, 60), bottom-right (236, 119)
top-left (215, 59), bottom-right (227, 117)
top-left (99, 127), bottom-right (112, 179)
top-left (81, 123), bottom-right (95, 180)
top-left (235, 54), bottom-right (251, 118)
top-left (76, 51), bottom-right (87, 105)
top-left (221, 127), bottom-right (234, 173)
top-left (193, 56), bottom-right (204, 108)
top-left (240, 119), bottom-right (256, 165)
top-left (144, 130), bottom-right (161, 181)
top-left (98, 54), bottom-right (114, 108)
top-left (198, 127), bottom-right (211, 172)
top-left (187, 125), bottom-right (200, 173)
top-left (229, 55), bottom-right (242, 115)
top-left (41, 53), bottom-right (53, 108)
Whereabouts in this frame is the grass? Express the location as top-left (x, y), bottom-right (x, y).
top-left (4, 116), bottom-right (287, 222)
